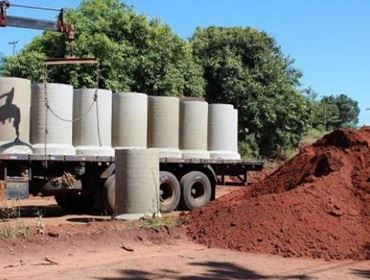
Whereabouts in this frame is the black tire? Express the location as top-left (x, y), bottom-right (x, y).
top-left (101, 174), bottom-right (115, 215)
top-left (54, 194), bottom-right (70, 210)
top-left (180, 171), bottom-right (212, 210)
top-left (159, 171), bottom-right (181, 213)
top-left (54, 194), bottom-right (95, 213)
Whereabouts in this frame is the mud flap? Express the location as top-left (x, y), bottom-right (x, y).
top-left (5, 179), bottom-right (29, 200)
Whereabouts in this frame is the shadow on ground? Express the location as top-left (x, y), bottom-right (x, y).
top-left (352, 269), bottom-right (370, 279)
top-left (0, 204), bottom-right (107, 219)
top-left (97, 261), bottom-right (311, 280)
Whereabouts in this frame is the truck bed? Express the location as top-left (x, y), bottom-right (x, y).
top-left (0, 153), bottom-right (263, 169)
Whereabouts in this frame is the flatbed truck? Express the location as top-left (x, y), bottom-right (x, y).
top-left (0, 153), bottom-right (263, 213)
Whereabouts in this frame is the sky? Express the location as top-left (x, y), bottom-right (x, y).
top-left (0, 0), bottom-right (369, 124)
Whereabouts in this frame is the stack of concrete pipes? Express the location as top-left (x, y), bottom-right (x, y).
top-left (0, 77), bottom-right (241, 160)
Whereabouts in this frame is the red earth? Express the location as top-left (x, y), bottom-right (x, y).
top-left (184, 127), bottom-right (370, 260)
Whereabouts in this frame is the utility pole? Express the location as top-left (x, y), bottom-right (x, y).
top-left (8, 40), bottom-right (18, 55)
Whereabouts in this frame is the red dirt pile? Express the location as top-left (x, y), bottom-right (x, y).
top-left (184, 127), bottom-right (370, 260)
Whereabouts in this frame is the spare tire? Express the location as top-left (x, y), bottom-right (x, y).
top-left (160, 171), bottom-right (181, 213)
top-left (180, 171), bottom-right (212, 210)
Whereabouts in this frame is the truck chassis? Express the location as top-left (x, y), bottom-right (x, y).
top-left (0, 154), bottom-right (263, 213)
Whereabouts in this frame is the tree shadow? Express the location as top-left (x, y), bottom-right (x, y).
top-left (0, 87), bottom-right (32, 152)
top-left (97, 260), bottom-right (311, 280)
top-left (66, 217), bottom-right (109, 223)
top-left (0, 88), bottom-right (21, 137)
top-left (352, 269), bottom-right (370, 279)
top-left (0, 137), bottom-right (33, 152)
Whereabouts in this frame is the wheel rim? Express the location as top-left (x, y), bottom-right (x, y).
top-left (160, 182), bottom-right (174, 205)
top-left (190, 181), bottom-right (206, 200)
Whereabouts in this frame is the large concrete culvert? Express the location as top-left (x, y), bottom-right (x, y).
top-left (148, 96), bottom-right (181, 158)
top-left (180, 100), bottom-right (210, 159)
top-left (114, 148), bottom-right (160, 220)
top-left (112, 92), bottom-right (148, 149)
top-left (0, 77), bottom-right (32, 154)
top-left (30, 83), bottom-right (76, 155)
top-left (73, 88), bottom-right (114, 156)
top-left (208, 104), bottom-right (240, 160)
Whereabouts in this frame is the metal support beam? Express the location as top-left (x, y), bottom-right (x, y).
top-left (6, 15), bottom-right (57, 31)
top-left (44, 57), bottom-right (99, 66)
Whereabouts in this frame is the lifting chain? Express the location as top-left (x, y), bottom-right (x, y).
top-left (41, 59), bottom-right (103, 163)
top-left (94, 63), bottom-right (102, 147)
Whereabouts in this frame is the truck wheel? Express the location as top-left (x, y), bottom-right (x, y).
top-left (54, 194), bottom-right (95, 212)
top-left (180, 171), bottom-right (212, 210)
top-left (102, 174), bottom-right (115, 215)
top-left (160, 171), bottom-right (181, 213)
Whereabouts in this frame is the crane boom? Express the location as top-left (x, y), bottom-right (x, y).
top-left (5, 15), bottom-right (59, 31)
top-left (0, 1), bottom-right (75, 40)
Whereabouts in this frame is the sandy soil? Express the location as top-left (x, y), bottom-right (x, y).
top-left (1, 237), bottom-right (369, 280)
top-left (1, 186), bottom-right (369, 279)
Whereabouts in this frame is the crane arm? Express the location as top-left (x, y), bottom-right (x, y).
top-left (0, 1), bottom-right (75, 40)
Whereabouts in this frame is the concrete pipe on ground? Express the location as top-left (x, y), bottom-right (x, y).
top-left (148, 96), bottom-right (181, 158)
top-left (180, 100), bottom-right (209, 159)
top-left (0, 77), bottom-right (32, 154)
top-left (112, 92), bottom-right (148, 149)
top-left (30, 83), bottom-right (76, 155)
top-left (114, 148), bottom-right (160, 220)
top-left (208, 104), bottom-right (240, 160)
top-left (73, 88), bottom-right (113, 156)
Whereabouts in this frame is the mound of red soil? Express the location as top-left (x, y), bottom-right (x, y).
top-left (184, 127), bottom-right (370, 260)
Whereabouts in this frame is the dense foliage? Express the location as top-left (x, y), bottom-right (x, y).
top-left (191, 27), bottom-right (311, 157)
top-left (311, 94), bottom-right (360, 130)
top-left (1, 0), bottom-right (360, 158)
top-left (2, 0), bottom-right (204, 96)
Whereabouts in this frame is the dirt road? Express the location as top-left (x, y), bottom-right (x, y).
top-left (1, 238), bottom-right (369, 280)
top-left (1, 187), bottom-right (369, 279)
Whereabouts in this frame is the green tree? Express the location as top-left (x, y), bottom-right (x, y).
top-left (191, 26), bottom-right (311, 157)
top-left (319, 95), bottom-right (359, 129)
top-left (2, 0), bottom-right (204, 96)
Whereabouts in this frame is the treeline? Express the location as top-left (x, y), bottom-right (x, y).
top-left (0, 0), bottom-right (360, 158)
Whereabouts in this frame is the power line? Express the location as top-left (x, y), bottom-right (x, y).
top-left (8, 40), bottom-right (18, 55)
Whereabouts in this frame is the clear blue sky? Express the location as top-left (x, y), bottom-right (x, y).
top-left (1, 0), bottom-right (369, 124)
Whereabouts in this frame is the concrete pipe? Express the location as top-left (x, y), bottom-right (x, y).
top-left (208, 104), bottom-right (240, 160)
top-left (0, 77), bottom-right (32, 154)
top-left (73, 88), bottom-right (114, 156)
top-left (112, 92), bottom-right (148, 149)
top-left (114, 148), bottom-right (160, 220)
top-left (30, 83), bottom-right (76, 155)
top-left (148, 96), bottom-right (181, 158)
top-left (180, 100), bottom-right (209, 159)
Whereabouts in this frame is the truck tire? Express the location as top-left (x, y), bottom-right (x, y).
top-left (180, 171), bottom-right (212, 210)
top-left (102, 174), bottom-right (115, 215)
top-left (159, 171), bottom-right (181, 213)
top-left (54, 194), bottom-right (95, 212)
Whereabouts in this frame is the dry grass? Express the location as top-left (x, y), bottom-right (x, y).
top-left (0, 199), bottom-right (21, 221)
top-left (140, 215), bottom-right (180, 230)
top-left (0, 221), bottom-right (29, 239)
top-left (102, 214), bottom-right (181, 232)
